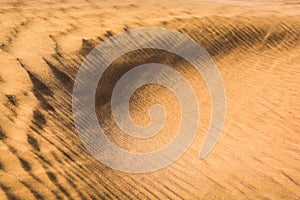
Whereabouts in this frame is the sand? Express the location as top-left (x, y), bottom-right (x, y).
top-left (0, 0), bottom-right (299, 199)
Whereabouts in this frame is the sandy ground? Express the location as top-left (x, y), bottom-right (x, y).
top-left (0, 0), bottom-right (299, 199)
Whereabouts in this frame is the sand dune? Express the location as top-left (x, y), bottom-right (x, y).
top-left (0, 0), bottom-right (299, 199)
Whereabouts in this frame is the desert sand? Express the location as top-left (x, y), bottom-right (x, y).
top-left (0, 0), bottom-right (299, 199)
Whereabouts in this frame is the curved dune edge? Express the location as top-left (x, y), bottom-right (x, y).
top-left (0, 0), bottom-right (300, 199)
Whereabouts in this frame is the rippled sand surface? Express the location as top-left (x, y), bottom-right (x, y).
top-left (0, 0), bottom-right (299, 199)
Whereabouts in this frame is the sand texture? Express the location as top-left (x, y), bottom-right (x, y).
top-left (0, 0), bottom-right (300, 199)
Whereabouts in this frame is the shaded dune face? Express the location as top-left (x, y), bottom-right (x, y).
top-left (0, 0), bottom-right (300, 199)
